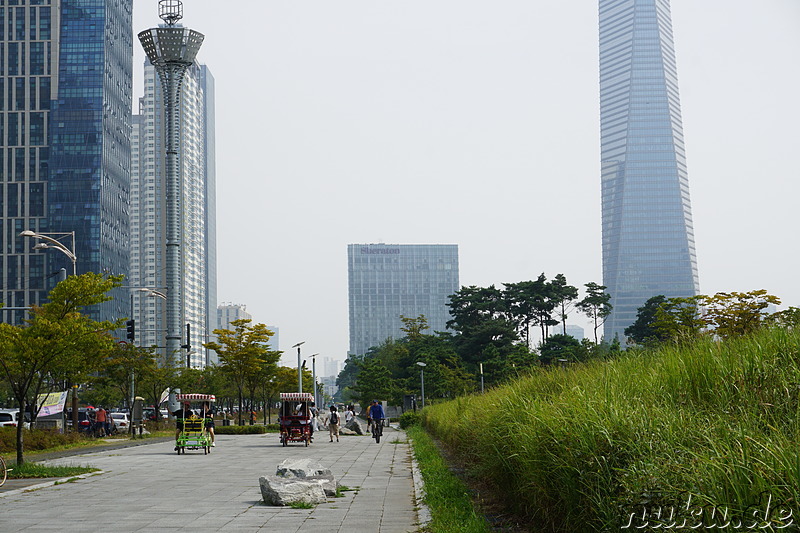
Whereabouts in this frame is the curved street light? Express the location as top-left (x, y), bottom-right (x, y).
top-left (19, 230), bottom-right (77, 276)
top-left (138, 288), bottom-right (167, 300)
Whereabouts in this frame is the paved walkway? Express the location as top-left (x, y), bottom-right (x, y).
top-left (0, 426), bottom-right (422, 532)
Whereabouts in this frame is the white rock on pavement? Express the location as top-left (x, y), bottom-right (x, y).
top-left (259, 475), bottom-right (327, 506)
top-left (276, 458), bottom-right (331, 478)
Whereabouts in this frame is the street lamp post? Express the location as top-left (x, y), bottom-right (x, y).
top-left (139, 0), bottom-right (204, 367)
top-left (309, 354), bottom-right (319, 407)
top-left (127, 288), bottom-right (167, 417)
top-left (416, 362), bottom-right (427, 409)
top-left (19, 230), bottom-right (77, 276)
top-left (292, 342), bottom-right (305, 393)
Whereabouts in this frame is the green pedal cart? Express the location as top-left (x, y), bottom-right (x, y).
top-left (175, 393), bottom-right (215, 455)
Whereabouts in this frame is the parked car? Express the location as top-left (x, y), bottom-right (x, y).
top-left (110, 412), bottom-right (130, 433)
top-left (0, 409), bottom-right (30, 429)
top-left (65, 408), bottom-right (93, 433)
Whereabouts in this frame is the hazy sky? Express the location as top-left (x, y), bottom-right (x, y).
top-left (133, 1), bottom-right (800, 367)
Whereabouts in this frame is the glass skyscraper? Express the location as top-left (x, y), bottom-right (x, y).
top-left (131, 60), bottom-right (216, 367)
top-left (599, 0), bottom-right (699, 342)
top-left (0, 0), bottom-right (132, 324)
top-left (348, 243), bottom-right (459, 357)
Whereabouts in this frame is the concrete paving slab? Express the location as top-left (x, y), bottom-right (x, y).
top-left (0, 426), bottom-right (421, 532)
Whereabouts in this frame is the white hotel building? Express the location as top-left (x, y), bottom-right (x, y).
top-left (130, 61), bottom-right (217, 367)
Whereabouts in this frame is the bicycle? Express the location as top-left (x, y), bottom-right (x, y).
top-left (371, 418), bottom-right (384, 444)
top-left (0, 455), bottom-right (11, 487)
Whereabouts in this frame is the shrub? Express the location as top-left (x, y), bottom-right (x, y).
top-left (0, 428), bottom-right (88, 454)
top-left (398, 411), bottom-right (421, 429)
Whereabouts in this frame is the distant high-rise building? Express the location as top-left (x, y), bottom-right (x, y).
top-left (217, 303), bottom-right (252, 330)
top-left (322, 356), bottom-right (341, 378)
top-left (1, 0), bottom-right (133, 325)
top-left (348, 243), bottom-right (459, 357)
top-left (131, 60), bottom-right (216, 366)
top-left (599, 0), bottom-right (699, 342)
top-left (562, 324), bottom-right (585, 342)
top-left (265, 325), bottom-right (279, 353)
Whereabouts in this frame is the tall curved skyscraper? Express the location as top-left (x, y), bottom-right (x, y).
top-left (599, 0), bottom-right (700, 342)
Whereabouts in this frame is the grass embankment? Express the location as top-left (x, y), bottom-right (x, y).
top-left (407, 426), bottom-right (490, 533)
top-left (422, 327), bottom-right (800, 532)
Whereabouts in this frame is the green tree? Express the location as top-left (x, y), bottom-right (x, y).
top-left (447, 285), bottom-right (519, 365)
top-left (399, 314), bottom-right (429, 339)
top-left (550, 273), bottom-right (580, 336)
top-left (247, 346), bottom-right (282, 417)
top-left (652, 296), bottom-right (706, 343)
top-left (766, 306), bottom-right (800, 329)
top-left (576, 282), bottom-right (612, 344)
top-left (434, 354), bottom-right (476, 399)
top-left (335, 355), bottom-right (362, 403)
top-left (624, 295), bottom-right (669, 346)
top-left (0, 273), bottom-right (123, 464)
top-left (701, 290), bottom-right (781, 340)
top-left (203, 319), bottom-right (275, 425)
top-left (504, 277), bottom-right (555, 348)
top-left (538, 334), bottom-right (585, 365)
top-left (99, 343), bottom-right (158, 410)
top-left (260, 366), bottom-right (299, 423)
top-left (138, 363), bottom-right (177, 421)
top-left (352, 357), bottom-right (395, 407)
top-left (447, 285), bottom-right (510, 332)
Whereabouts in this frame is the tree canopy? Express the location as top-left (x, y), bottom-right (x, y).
top-left (0, 273), bottom-right (123, 464)
top-left (203, 319), bottom-right (280, 425)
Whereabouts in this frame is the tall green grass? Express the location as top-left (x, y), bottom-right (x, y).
top-left (422, 328), bottom-right (800, 531)
top-left (407, 426), bottom-right (490, 533)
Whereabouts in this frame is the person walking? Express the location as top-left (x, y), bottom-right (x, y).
top-left (309, 402), bottom-right (318, 441)
top-left (328, 405), bottom-right (340, 442)
top-left (95, 407), bottom-right (107, 437)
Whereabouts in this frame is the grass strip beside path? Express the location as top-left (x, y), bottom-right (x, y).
top-left (6, 462), bottom-right (98, 479)
top-left (407, 426), bottom-right (490, 533)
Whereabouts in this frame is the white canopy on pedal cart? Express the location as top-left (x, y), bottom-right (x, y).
top-left (279, 393), bottom-right (314, 402)
top-left (175, 393), bottom-right (216, 402)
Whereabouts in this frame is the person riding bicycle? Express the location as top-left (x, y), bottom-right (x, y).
top-left (368, 400), bottom-right (385, 428)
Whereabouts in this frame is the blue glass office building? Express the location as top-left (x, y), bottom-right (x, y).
top-left (599, 0), bottom-right (699, 341)
top-left (348, 243), bottom-right (459, 357)
top-left (0, 0), bottom-right (132, 324)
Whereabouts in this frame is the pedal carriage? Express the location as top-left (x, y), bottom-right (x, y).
top-left (278, 392), bottom-right (314, 447)
top-left (175, 393), bottom-right (215, 455)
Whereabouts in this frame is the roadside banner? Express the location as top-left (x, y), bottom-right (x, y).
top-left (37, 391), bottom-right (69, 416)
top-left (159, 388), bottom-right (170, 405)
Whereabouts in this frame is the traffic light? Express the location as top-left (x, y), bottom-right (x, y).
top-left (126, 319), bottom-right (135, 341)
top-left (182, 323), bottom-right (191, 368)
top-left (181, 323), bottom-right (191, 351)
